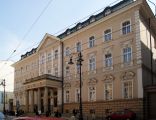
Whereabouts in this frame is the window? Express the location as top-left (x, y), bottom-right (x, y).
top-left (104, 83), bottom-right (113, 100)
top-left (89, 36), bottom-right (95, 48)
top-left (88, 86), bottom-right (96, 101)
top-left (122, 81), bottom-right (132, 99)
top-left (54, 67), bottom-right (58, 77)
top-left (47, 53), bottom-right (52, 61)
top-left (105, 53), bottom-right (112, 67)
top-left (76, 42), bottom-right (81, 52)
top-left (122, 21), bottom-right (131, 35)
top-left (75, 88), bottom-right (80, 102)
top-left (89, 56), bottom-right (96, 71)
top-left (41, 55), bottom-right (45, 64)
top-left (54, 50), bottom-right (58, 59)
top-left (104, 29), bottom-right (112, 41)
top-left (47, 69), bottom-right (51, 74)
top-left (76, 64), bottom-right (80, 74)
top-left (65, 90), bottom-right (70, 103)
top-left (123, 47), bottom-right (132, 63)
top-left (65, 47), bottom-right (70, 56)
top-left (65, 66), bottom-right (70, 76)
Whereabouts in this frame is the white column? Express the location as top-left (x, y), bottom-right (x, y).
top-left (44, 52), bottom-right (46, 74)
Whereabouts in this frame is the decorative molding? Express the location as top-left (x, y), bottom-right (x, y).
top-left (121, 71), bottom-right (135, 80)
top-left (88, 78), bottom-right (98, 85)
top-left (63, 82), bottom-right (71, 88)
top-left (102, 74), bottom-right (115, 82)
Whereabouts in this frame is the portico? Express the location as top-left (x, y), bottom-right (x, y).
top-left (24, 74), bottom-right (62, 113)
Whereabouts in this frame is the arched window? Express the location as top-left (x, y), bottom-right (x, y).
top-left (89, 36), bottom-right (95, 48)
top-left (122, 21), bottom-right (131, 35)
top-left (104, 29), bottom-right (112, 41)
top-left (76, 42), bottom-right (81, 52)
top-left (65, 47), bottom-right (70, 56)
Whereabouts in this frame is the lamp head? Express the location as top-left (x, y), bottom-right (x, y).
top-left (68, 57), bottom-right (74, 65)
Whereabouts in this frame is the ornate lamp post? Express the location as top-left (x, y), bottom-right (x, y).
top-left (68, 52), bottom-right (84, 120)
top-left (0, 79), bottom-right (6, 113)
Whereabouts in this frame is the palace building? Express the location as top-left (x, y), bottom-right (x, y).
top-left (12, 0), bottom-right (156, 119)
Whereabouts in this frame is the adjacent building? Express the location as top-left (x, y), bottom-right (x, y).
top-left (12, 0), bottom-right (156, 119)
top-left (0, 91), bottom-right (14, 112)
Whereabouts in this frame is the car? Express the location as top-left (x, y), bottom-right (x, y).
top-left (106, 109), bottom-right (136, 120)
top-left (13, 116), bottom-right (65, 120)
top-left (0, 112), bottom-right (5, 120)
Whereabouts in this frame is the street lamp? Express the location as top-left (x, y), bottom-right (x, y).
top-left (68, 52), bottom-right (84, 120)
top-left (0, 79), bottom-right (6, 113)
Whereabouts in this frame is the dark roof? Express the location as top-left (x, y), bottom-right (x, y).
top-left (21, 48), bottom-right (37, 60)
top-left (57, 0), bottom-right (134, 39)
top-left (20, 0), bottom-right (134, 60)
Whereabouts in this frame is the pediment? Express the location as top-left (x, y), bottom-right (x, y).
top-left (121, 71), bottom-right (135, 80)
top-left (37, 33), bottom-right (60, 52)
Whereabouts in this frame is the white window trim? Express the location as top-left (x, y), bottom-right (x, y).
top-left (121, 45), bottom-right (133, 67)
top-left (122, 80), bottom-right (133, 99)
top-left (120, 18), bottom-right (131, 35)
top-left (104, 82), bottom-right (113, 100)
top-left (88, 55), bottom-right (96, 71)
top-left (65, 47), bottom-right (70, 56)
top-left (75, 41), bottom-right (82, 53)
top-left (88, 36), bottom-right (95, 48)
top-left (75, 88), bottom-right (80, 102)
top-left (103, 27), bottom-right (112, 42)
top-left (88, 86), bottom-right (96, 101)
top-left (64, 89), bottom-right (70, 103)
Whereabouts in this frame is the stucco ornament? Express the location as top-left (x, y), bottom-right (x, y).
top-left (121, 71), bottom-right (135, 80)
top-left (88, 78), bottom-right (98, 85)
top-left (63, 82), bottom-right (71, 88)
top-left (103, 74), bottom-right (115, 82)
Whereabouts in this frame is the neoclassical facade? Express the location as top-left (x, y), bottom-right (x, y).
top-left (13, 0), bottom-right (156, 119)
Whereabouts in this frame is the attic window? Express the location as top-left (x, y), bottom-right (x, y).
top-left (105, 9), bottom-right (111, 16)
top-left (90, 17), bottom-right (95, 23)
top-left (77, 24), bottom-right (82, 29)
top-left (67, 30), bottom-right (71, 35)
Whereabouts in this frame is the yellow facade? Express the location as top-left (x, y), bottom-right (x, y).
top-left (12, 0), bottom-right (156, 119)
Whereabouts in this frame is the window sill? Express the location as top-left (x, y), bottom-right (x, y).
top-left (88, 70), bottom-right (96, 75)
top-left (103, 66), bottom-right (113, 72)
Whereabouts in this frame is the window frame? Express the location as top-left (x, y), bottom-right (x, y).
top-left (104, 82), bottom-right (113, 100)
top-left (105, 53), bottom-right (113, 68)
top-left (88, 56), bottom-right (96, 71)
top-left (76, 42), bottom-right (82, 52)
top-left (65, 90), bottom-right (70, 103)
top-left (123, 47), bottom-right (132, 64)
top-left (54, 50), bottom-right (58, 59)
top-left (104, 28), bottom-right (112, 41)
top-left (122, 80), bottom-right (133, 99)
top-left (75, 88), bottom-right (80, 102)
top-left (121, 20), bottom-right (131, 35)
top-left (88, 86), bottom-right (96, 101)
top-left (88, 36), bottom-right (95, 48)
top-left (65, 47), bottom-right (70, 56)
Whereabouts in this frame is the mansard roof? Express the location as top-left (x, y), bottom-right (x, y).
top-left (57, 0), bottom-right (134, 39)
top-left (20, 0), bottom-right (135, 60)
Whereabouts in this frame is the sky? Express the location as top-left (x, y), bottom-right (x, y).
top-left (0, 61), bottom-right (14, 92)
top-left (0, 0), bottom-right (155, 62)
top-left (0, 0), bottom-right (155, 92)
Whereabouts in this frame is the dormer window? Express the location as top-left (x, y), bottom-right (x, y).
top-left (77, 23), bottom-right (82, 30)
top-left (104, 7), bottom-right (111, 16)
top-left (67, 30), bottom-right (71, 35)
top-left (90, 17), bottom-right (95, 23)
